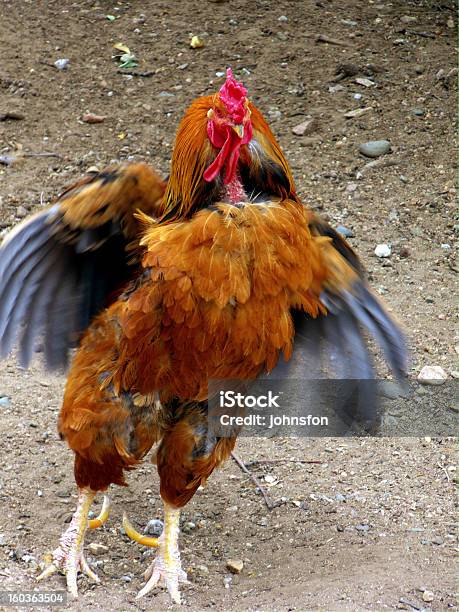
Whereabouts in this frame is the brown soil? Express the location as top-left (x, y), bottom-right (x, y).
top-left (0, 1), bottom-right (457, 611)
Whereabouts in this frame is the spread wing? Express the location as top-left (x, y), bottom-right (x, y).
top-left (266, 215), bottom-right (408, 430)
top-left (0, 162), bottom-right (166, 369)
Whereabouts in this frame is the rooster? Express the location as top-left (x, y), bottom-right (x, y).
top-left (0, 69), bottom-right (406, 604)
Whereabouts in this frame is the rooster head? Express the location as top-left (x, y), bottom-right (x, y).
top-left (203, 68), bottom-right (253, 185)
top-left (160, 68), bottom-right (297, 221)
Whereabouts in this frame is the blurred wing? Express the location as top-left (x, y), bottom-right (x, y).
top-left (267, 217), bottom-right (408, 430)
top-left (0, 163), bottom-right (166, 369)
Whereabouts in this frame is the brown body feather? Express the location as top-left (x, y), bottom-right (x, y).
top-left (59, 197), bottom-right (355, 499)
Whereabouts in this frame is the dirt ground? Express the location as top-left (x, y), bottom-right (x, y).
top-left (0, 0), bottom-right (457, 611)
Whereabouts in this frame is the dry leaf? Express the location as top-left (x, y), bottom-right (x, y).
top-left (190, 36), bottom-right (205, 48)
top-left (113, 43), bottom-right (131, 54)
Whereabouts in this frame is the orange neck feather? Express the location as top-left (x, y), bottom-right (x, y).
top-left (159, 96), bottom-right (214, 222)
top-left (159, 95), bottom-right (299, 222)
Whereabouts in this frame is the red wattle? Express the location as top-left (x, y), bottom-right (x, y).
top-left (204, 120), bottom-right (253, 185)
top-left (203, 126), bottom-right (232, 182)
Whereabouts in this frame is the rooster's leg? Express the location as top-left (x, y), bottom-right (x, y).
top-left (123, 501), bottom-right (188, 604)
top-left (37, 488), bottom-right (109, 599)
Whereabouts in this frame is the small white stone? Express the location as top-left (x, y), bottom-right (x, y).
top-left (418, 366), bottom-right (448, 385)
top-left (422, 590), bottom-right (434, 603)
top-left (54, 58), bottom-right (70, 70)
top-left (355, 77), bottom-right (374, 87)
top-left (88, 543), bottom-right (109, 556)
top-left (226, 558), bottom-right (244, 574)
top-left (374, 244), bottom-right (391, 258)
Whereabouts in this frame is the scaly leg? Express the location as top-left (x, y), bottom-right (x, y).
top-left (123, 501), bottom-right (188, 604)
top-left (37, 488), bottom-right (110, 599)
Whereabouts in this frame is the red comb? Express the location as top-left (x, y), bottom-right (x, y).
top-left (218, 68), bottom-right (247, 123)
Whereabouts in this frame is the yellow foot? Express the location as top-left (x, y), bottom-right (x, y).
top-left (37, 489), bottom-right (105, 599)
top-left (124, 502), bottom-right (188, 604)
top-left (137, 532), bottom-right (188, 604)
top-left (37, 545), bottom-right (99, 600)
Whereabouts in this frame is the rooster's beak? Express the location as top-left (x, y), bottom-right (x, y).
top-left (232, 124), bottom-right (244, 139)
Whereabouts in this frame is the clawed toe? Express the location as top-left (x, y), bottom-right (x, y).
top-left (37, 548), bottom-right (100, 600)
top-left (137, 560), bottom-right (188, 604)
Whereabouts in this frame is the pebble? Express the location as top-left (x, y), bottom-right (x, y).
top-left (344, 107), bottom-right (372, 118)
top-left (16, 206), bottom-right (28, 218)
top-left (374, 244), bottom-right (391, 258)
top-left (413, 64), bottom-right (425, 74)
top-left (183, 521), bottom-right (196, 533)
top-left (0, 534), bottom-right (7, 546)
top-left (278, 15), bottom-right (288, 22)
top-left (291, 118), bottom-right (317, 136)
top-left (400, 15), bottom-right (417, 23)
top-left (336, 225), bottom-right (354, 238)
top-left (0, 396), bottom-right (11, 408)
top-left (144, 519), bottom-right (163, 536)
top-left (329, 84), bottom-right (345, 93)
top-left (87, 543), bottom-right (109, 556)
top-left (267, 110), bottom-right (282, 121)
top-left (195, 564), bottom-right (209, 574)
top-left (226, 558), bottom-right (244, 574)
top-left (355, 524), bottom-right (370, 532)
top-left (422, 590), bottom-right (434, 602)
top-left (412, 108), bottom-right (425, 117)
top-left (223, 575), bottom-right (232, 588)
top-left (379, 380), bottom-right (401, 400)
top-left (355, 77), bottom-right (374, 87)
top-left (82, 113), bottom-right (106, 124)
top-left (418, 365), bottom-right (448, 385)
top-left (359, 140), bottom-right (391, 158)
top-left (54, 58), bottom-right (70, 70)
top-left (120, 574), bottom-right (132, 582)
